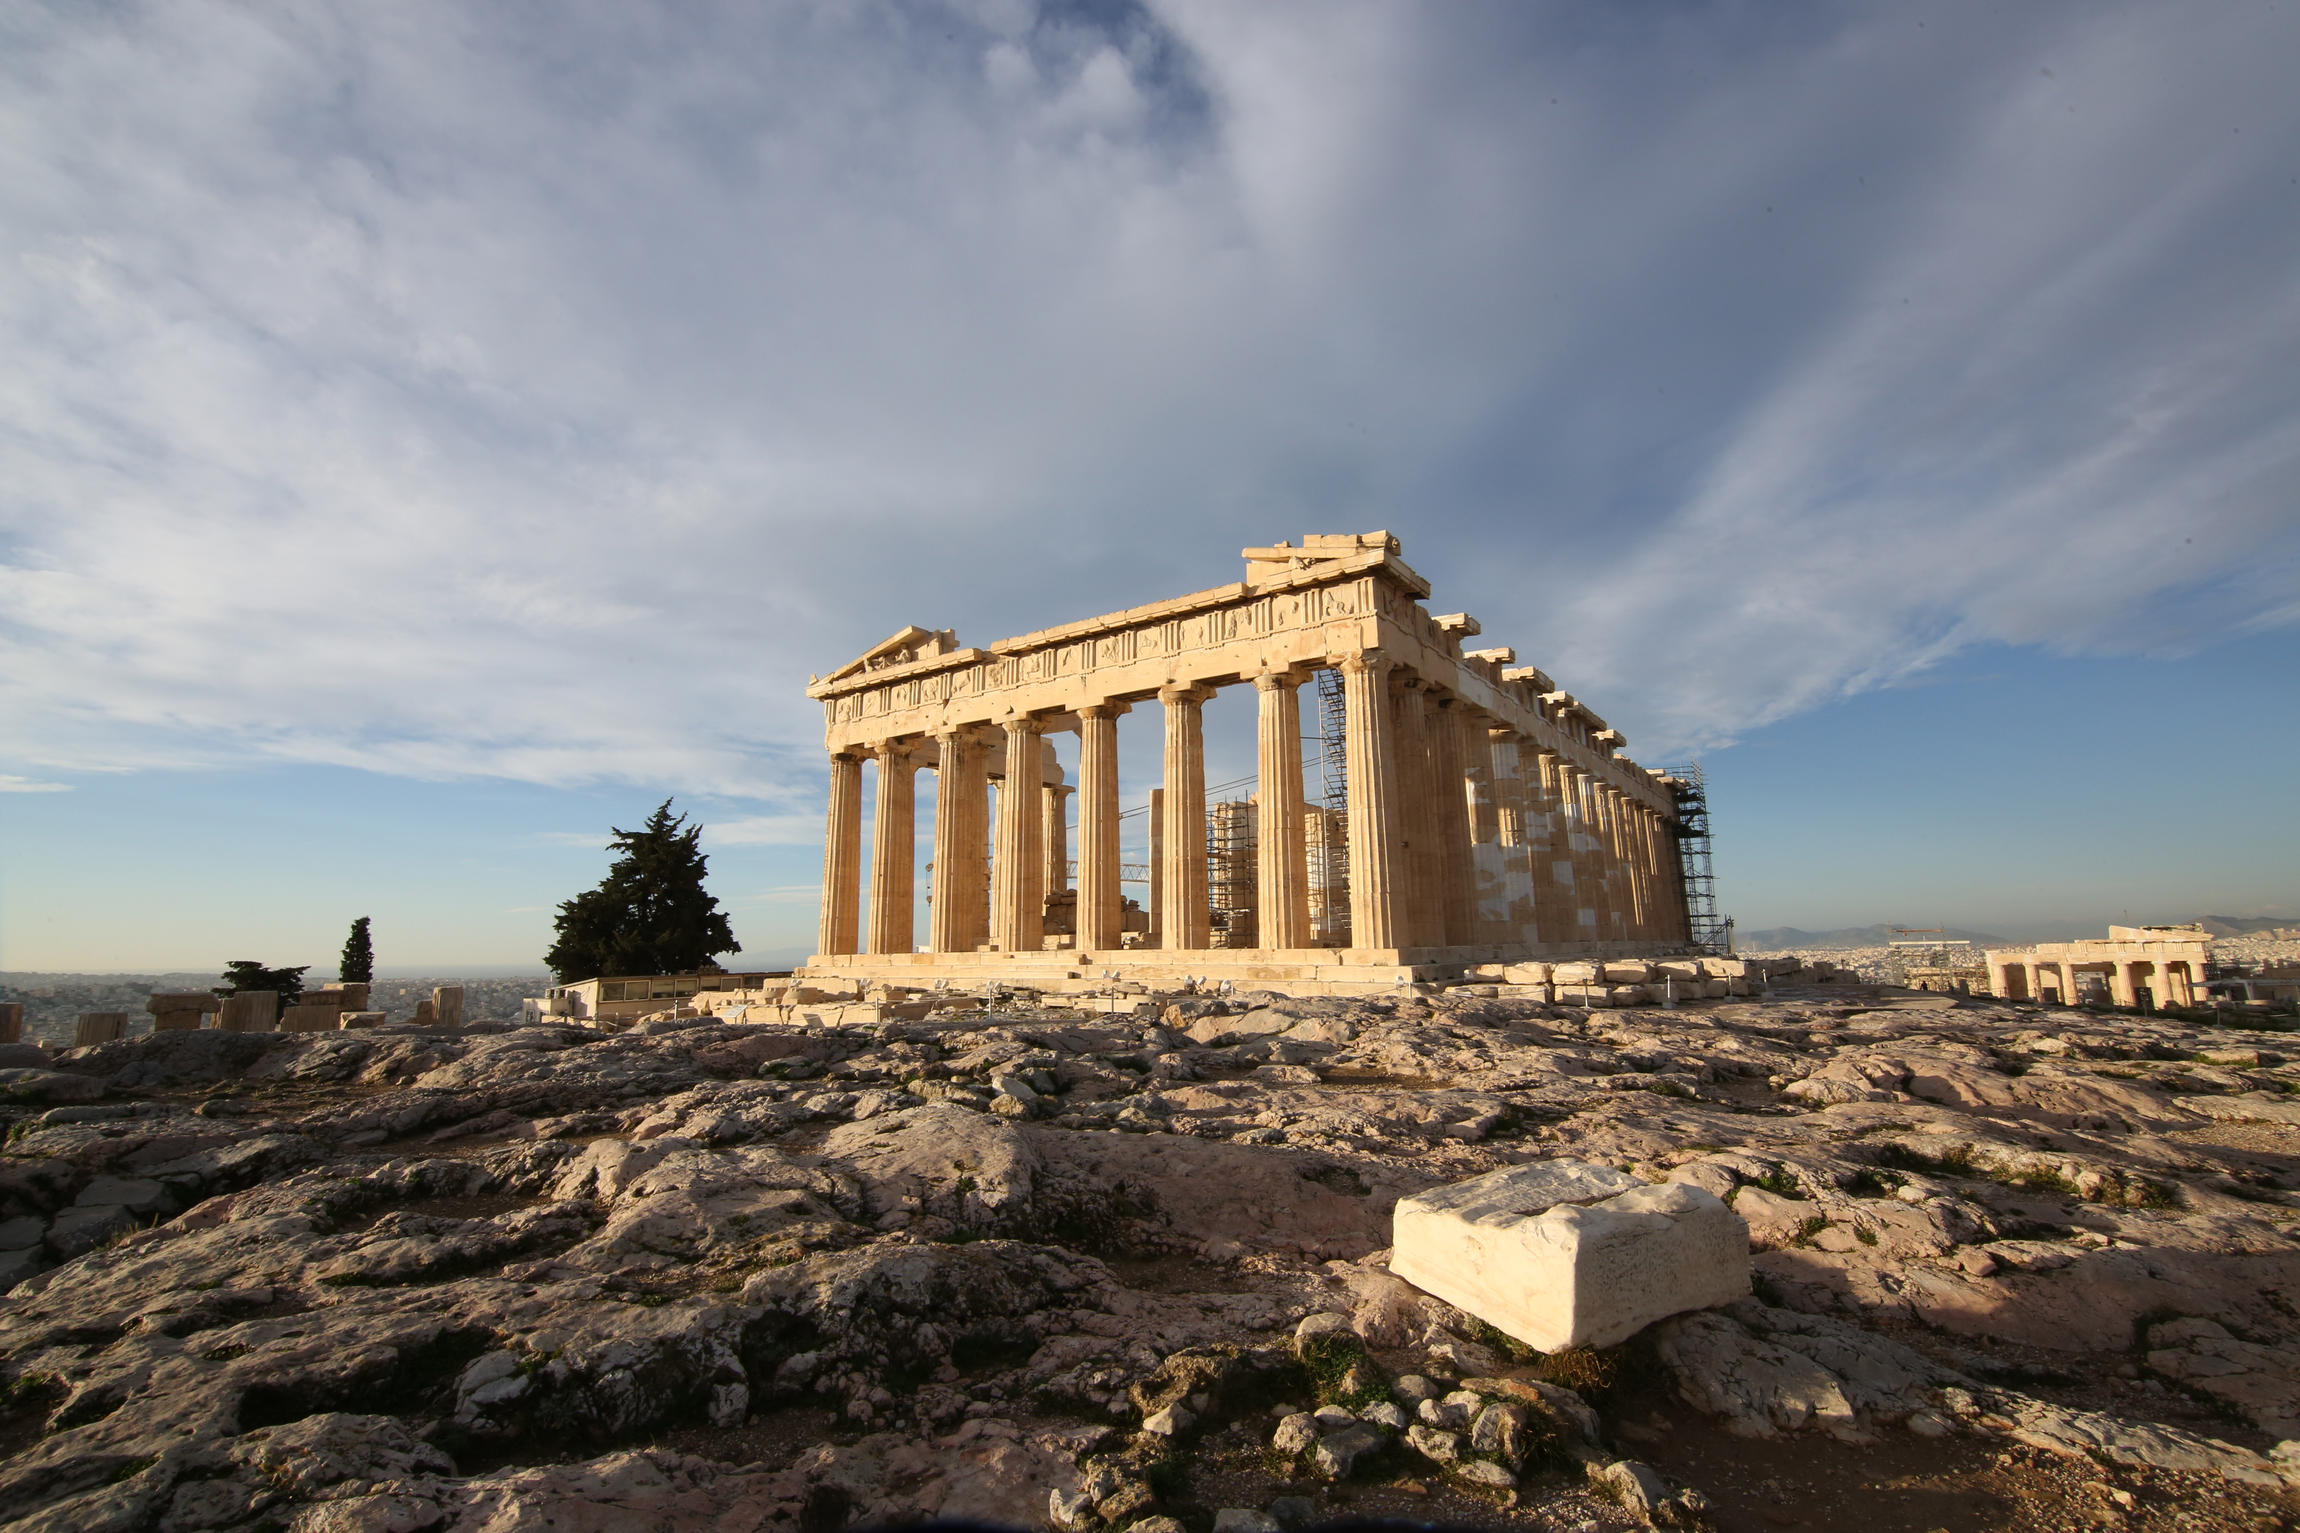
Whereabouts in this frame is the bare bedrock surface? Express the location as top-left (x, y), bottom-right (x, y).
top-left (2, 982), bottom-right (2298, 1531)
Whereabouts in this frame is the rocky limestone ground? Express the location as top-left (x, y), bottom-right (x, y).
top-left (2, 977), bottom-right (2298, 1532)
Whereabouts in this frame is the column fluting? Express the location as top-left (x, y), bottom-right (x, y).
top-left (1254, 672), bottom-right (1312, 951)
top-left (819, 751), bottom-right (863, 956)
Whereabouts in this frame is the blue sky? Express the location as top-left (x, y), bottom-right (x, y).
top-left (4, 1), bottom-right (2296, 972)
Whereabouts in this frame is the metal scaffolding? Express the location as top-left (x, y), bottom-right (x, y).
top-left (1312, 667), bottom-right (1352, 946)
top-left (1206, 799), bottom-right (1258, 948)
top-left (1665, 760), bottom-right (1732, 954)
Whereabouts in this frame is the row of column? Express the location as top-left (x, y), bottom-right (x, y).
top-left (819, 656), bottom-right (1690, 957)
top-left (1988, 956), bottom-right (2197, 1010)
top-left (1334, 655), bottom-right (1687, 953)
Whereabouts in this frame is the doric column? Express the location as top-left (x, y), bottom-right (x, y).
top-left (1339, 653), bottom-right (1402, 950)
top-left (1391, 679), bottom-right (1437, 948)
top-left (1076, 703), bottom-right (1126, 950)
top-left (930, 728), bottom-right (986, 953)
top-left (866, 741), bottom-right (919, 955)
top-left (819, 750), bottom-right (864, 956)
top-left (1563, 765), bottom-right (1602, 943)
top-left (990, 718), bottom-right (1045, 952)
top-left (1146, 787), bottom-right (1165, 947)
top-left (1431, 698), bottom-right (1475, 949)
top-left (1043, 782), bottom-right (1073, 904)
top-left (2020, 960), bottom-right (2041, 1003)
top-left (1473, 728), bottom-right (1511, 947)
top-left (1531, 749), bottom-right (1573, 946)
top-left (1160, 684), bottom-right (1214, 950)
top-left (1605, 787), bottom-right (1647, 942)
top-left (1254, 672), bottom-right (1312, 951)
top-left (2112, 961), bottom-right (2139, 1010)
top-left (2060, 959), bottom-right (2084, 1006)
top-left (1489, 730), bottom-right (1538, 948)
top-left (1987, 957), bottom-right (2015, 1001)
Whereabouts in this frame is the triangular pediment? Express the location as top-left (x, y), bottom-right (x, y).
top-left (823, 625), bottom-right (960, 683)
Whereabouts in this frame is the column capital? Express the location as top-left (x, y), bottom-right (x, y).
top-left (1077, 700), bottom-right (1132, 720)
top-left (1333, 650), bottom-right (1391, 679)
top-left (1252, 665), bottom-right (1314, 693)
top-left (1486, 724), bottom-right (1522, 744)
top-left (1157, 682), bottom-right (1217, 706)
top-left (865, 737), bottom-right (927, 766)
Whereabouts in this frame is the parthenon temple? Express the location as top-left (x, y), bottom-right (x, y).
top-left (800, 533), bottom-right (1697, 993)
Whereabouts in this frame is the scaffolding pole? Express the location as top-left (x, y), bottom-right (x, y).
top-left (1312, 667), bottom-right (1351, 946)
top-left (1665, 760), bottom-right (1731, 955)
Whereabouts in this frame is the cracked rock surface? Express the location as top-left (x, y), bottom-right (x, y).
top-left (2, 980), bottom-right (2298, 1532)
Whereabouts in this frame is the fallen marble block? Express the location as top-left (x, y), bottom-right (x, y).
top-left (1391, 1159), bottom-right (1749, 1351)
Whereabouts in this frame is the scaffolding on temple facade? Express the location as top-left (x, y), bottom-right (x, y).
top-left (1206, 798), bottom-right (1258, 948)
top-left (1666, 760), bottom-right (1731, 954)
top-left (1312, 666), bottom-right (1352, 946)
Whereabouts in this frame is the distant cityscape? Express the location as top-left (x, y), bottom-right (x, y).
top-left (0, 972), bottom-right (549, 1047)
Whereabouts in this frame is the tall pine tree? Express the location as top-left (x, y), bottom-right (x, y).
top-left (545, 800), bottom-right (740, 982)
top-left (340, 917), bottom-right (374, 984)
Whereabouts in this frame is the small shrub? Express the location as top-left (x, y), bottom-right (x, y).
top-left (1791, 1216), bottom-right (1830, 1247)
top-left (1752, 1166), bottom-right (1804, 1199)
top-left (1535, 1345), bottom-right (1614, 1395)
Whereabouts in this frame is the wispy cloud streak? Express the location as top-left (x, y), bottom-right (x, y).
top-left (1, 0), bottom-right (2292, 789)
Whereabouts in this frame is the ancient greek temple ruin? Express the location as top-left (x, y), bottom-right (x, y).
top-left (1984, 927), bottom-right (2210, 1011)
top-left (801, 532), bottom-right (1696, 992)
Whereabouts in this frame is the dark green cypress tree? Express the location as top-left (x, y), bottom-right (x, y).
top-left (339, 917), bottom-right (374, 984)
top-left (214, 960), bottom-right (310, 1004)
top-left (545, 800), bottom-right (741, 982)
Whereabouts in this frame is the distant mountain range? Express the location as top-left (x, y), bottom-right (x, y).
top-left (1738, 915), bottom-right (2295, 950)
top-left (1736, 924), bottom-right (2008, 951)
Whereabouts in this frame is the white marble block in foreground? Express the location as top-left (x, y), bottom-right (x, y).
top-left (1391, 1159), bottom-right (1749, 1351)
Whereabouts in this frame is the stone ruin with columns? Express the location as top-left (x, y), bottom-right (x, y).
top-left (800, 532), bottom-right (1697, 997)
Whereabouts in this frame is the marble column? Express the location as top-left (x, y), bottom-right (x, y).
top-left (866, 742), bottom-right (918, 955)
top-left (1532, 749), bottom-right (1573, 947)
top-left (1339, 653), bottom-right (1402, 950)
top-left (1076, 703), bottom-right (1126, 950)
top-left (1565, 766), bottom-right (1603, 943)
top-left (819, 750), bottom-right (863, 956)
top-left (1431, 699), bottom-right (1475, 949)
top-left (2020, 960), bottom-right (2042, 1003)
top-left (1391, 680), bottom-right (1437, 948)
top-left (1159, 685), bottom-right (1213, 950)
top-left (2060, 960), bottom-right (2085, 1006)
top-left (991, 718), bottom-right (1045, 953)
top-left (1472, 728), bottom-right (1510, 946)
top-left (2111, 962), bottom-right (2139, 1010)
top-left (1253, 672), bottom-right (1312, 951)
top-left (1146, 786), bottom-right (1166, 948)
top-left (1043, 782), bottom-right (1073, 906)
top-left (930, 729), bottom-right (986, 953)
top-left (1489, 731), bottom-right (1538, 948)
top-left (1608, 788), bottom-right (1648, 942)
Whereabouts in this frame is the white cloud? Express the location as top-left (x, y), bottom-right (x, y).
top-left (0, 776), bottom-right (72, 793)
top-left (0, 0), bottom-right (2293, 794)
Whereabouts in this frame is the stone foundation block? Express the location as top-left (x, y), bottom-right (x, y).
top-left (218, 993), bottom-right (279, 1032)
top-left (280, 1004), bottom-right (344, 1033)
top-left (1391, 1159), bottom-right (1749, 1352)
top-left (74, 1012), bottom-right (131, 1046)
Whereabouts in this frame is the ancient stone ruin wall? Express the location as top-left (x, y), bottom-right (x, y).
top-left (803, 532), bottom-right (1694, 988)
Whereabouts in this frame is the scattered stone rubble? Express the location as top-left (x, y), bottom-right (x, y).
top-left (1, 966), bottom-right (2297, 1530)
